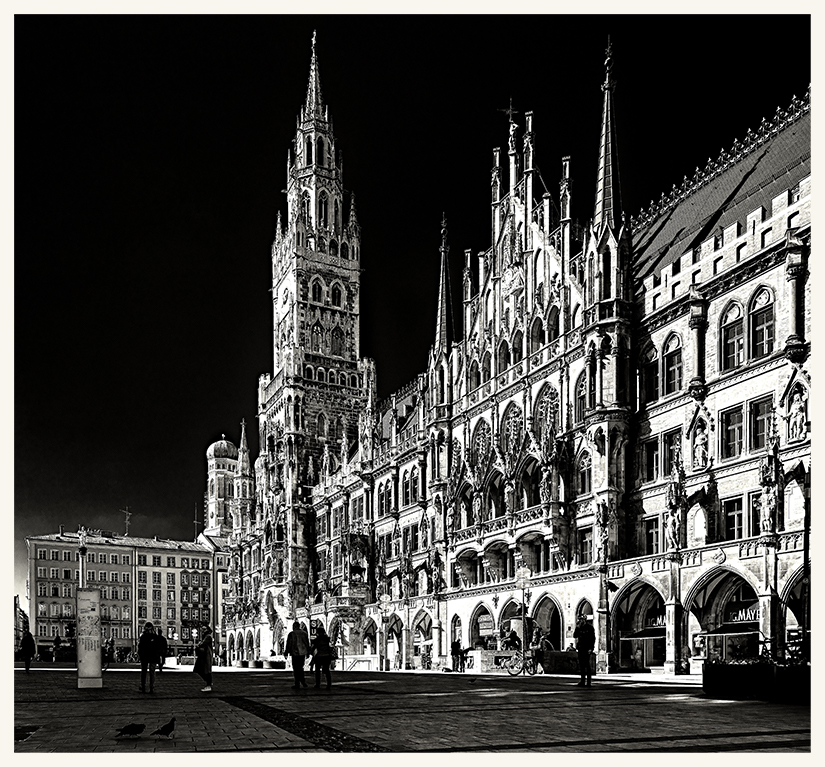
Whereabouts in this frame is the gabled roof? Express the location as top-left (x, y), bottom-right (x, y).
top-left (632, 98), bottom-right (810, 281)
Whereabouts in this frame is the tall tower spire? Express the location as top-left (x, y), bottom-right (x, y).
top-left (305, 30), bottom-right (324, 118)
top-left (434, 214), bottom-right (453, 354)
top-left (593, 38), bottom-right (622, 233)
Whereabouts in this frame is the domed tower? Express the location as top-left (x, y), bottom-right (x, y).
top-left (204, 434), bottom-right (239, 536)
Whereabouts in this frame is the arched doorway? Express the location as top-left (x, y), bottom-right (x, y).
top-left (498, 599), bottom-right (527, 647)
top-left (612, 581), bottom-right (666, 670)
top-left (451, 614), bottom-right (462, 646)
top-left (684, 568), bottom-right (760, 664)
top-left (245, 630), bottom-right (254, 661)
top-left (781, 566), bottom-right (810, 654)
top-left (386, 614), bottom-right (404, 669)
top-left (532, 595), bottom-right (562, 651)
top-left (361, 618), bottom-right (378, 656)
top-left (228, 633), bottom-right (235, 663)
top-left (469, 604), bottom-right (495, 649)
top-left (413, 612), bottom-right (433, 668)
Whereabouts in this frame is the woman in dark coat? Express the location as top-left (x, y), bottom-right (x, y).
top-left (21, 630), bottom-right (36, 673)
top-left (310, 625), bottom-right (333, 689)
top-left (194, 626), bottom-right (214, 692)
top-left (137, 622), bottom-right (158, 693)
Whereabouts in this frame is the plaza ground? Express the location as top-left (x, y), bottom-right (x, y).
top-left (14, 663), bottom-right (810, 753)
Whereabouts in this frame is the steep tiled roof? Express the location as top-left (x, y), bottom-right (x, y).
top-left (28, 531), bottom-right (210, 552)
top-left (632, 95), bottom-right (810, 281)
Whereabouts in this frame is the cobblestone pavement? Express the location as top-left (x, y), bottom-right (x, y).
top-left (14, 665), bottom-right (811, 752)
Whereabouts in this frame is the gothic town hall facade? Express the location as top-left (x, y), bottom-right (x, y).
top-left (211, 39), bottom-right (811, 675)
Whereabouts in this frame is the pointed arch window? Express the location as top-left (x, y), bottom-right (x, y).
top-left (721, 304), bottom-right (744, 371)
top-left (511, 330), bottom-right (523, 364)
top-left (333, 199), bottom-right (340, 233)
top-left (317, 412), bottom-right (327, 438)
top-left (469, 359), bottom-right (480, 390)
top-left (316, 368), bottom-right (325, 382)
top-left (341, 242), bottom-right (349, 260)
top-left (578, 452), bottom-right (592, 495)
top-left (331, 326), bottom-right (345, 357)
top-left (641, 346), bottom-right (659, 404)
top-left (311, 281), bottom-right (323, 303)
top-left (305, 137), bottom-right (313, 166)
top-left (749, 289), bottom-right (775, 359)
top-left (548, 306), bottom-right (560, 341)
top-left (316, 137), bottom-right (325, 167)
top-left (530, 317), bottom-right (545, 352)
top-left (329, 239), bottom-right (338, 257)
top-left (318, 191), bottom-right (329, 229)
top-left (377, 483), bottom-right (385, 517)
top-left (331, 285), bottom-right (342, 307)
top-left (663, 336), bottom-right (683, 395)
top-left (497, 340), bottom-right (510, 373)
top-left (410, 466), bottom-right (419, 503)
top-left (481, 352), bottom-right (492, 383)
top-left (311, 323), bottom-right (323, 353)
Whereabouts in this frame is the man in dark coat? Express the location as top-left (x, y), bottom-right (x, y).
top-left (284, 621), bottom-right (310, 689)
top-left (137, 622), bottom-right (158, 693)
top-left (21, 630), bottom-right (36, 673)
top-left (573, 616), bottom-right (596, 687)
top-left (156, 628), bottom-right (168, 672)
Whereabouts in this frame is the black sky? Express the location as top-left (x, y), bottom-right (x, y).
top-left (14, 14), bottom-right (811, 597)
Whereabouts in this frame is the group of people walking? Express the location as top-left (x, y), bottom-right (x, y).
top-left (284, 621), bottom-right (335, 689)
top-left (137, 621), bottom-right (213, 693)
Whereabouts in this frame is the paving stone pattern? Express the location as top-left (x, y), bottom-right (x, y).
top-left (13, 666), bottom-right (811, 753)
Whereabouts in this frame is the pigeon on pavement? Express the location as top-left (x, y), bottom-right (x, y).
top-left (150, 717), bottom-right (176, 739)
top-left (115, 723), bottom-right (145, 738)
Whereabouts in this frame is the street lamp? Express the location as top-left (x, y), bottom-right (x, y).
top-left (172, 632), bottom-right (179, 664)
top-left (379, 594), bottom-right (392, 671)
top-left (515, 566), bottom-right (531, 675)
top-left (192, 628), bottom-right (198, 663)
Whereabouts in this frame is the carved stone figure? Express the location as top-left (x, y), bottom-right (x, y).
top-left (472, 490), bottom-right (482, 525)
top-left (665, 504), bottom-right (680, 550)
top-left (693, 424), bottom-right (708, 469)
top-left (539, 469), bottom-right (552, 506)
top-left (789, 390), bottom-right (807, 441)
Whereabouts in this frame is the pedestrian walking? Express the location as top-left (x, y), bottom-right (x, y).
top-left (310, 625), bottom-right (334, 688)
top-left (573, 615), bottom-right (596, 687)
top-left (451, 639), bottom-right (463, 672)
top-left (284, 620), bottom-right (310, 689)
top-left (138, 622), bottom-right (159, 693)
top-left (156, 628), bottom-right (168, 673)
top-left (102, 636), bottom-right (115, 670)
top-left (529, 626), bottom-right (544, 669)
top-left (194, 626), bottom-right (214, 692)
top-left (20, 629), bottom-right (36, 673)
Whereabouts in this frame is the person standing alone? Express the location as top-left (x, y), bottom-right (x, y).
top-left (573, 616), bottom-right (596, 687)
top-left (20, 629), bottom-right (36, 673)
top-left (284, 621), bottom-right (310, 689)
top-left (156, 627), bottom-right (168, 673)
top-left (194, 626), bottom-right (214, 692)
top-left (138, 622), bottom-right (158, 693)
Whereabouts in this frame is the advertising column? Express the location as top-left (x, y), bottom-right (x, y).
top-left (76, 588), bottom-right (103, 688)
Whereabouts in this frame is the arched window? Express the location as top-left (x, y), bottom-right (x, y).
top-left (512, 330), bottom-right (523, 364)
top-left (641, 345), bottom-right (659, 404)
top-left (469, 360), bottom-right (480, 390)
top-left (341, 242), bottom-right (349, 260)
top-left (304, 365), bottom-right (313, 379)
top-left (305, 137), bottom-right (313, 166)
top-left (316, 137), bottom-right (325, 167)
top-left (385, 483), bottom-right (393, 514)
top-left (318, 192), bottom-right (329, 229)
top-left (410, 466), bottom-right (419, 502)
top-left (350, 374), bottom-right (358, 388)
top-left (578, 452), bottom-right (592, 495)
top-left (663, 336), bottom-right (683, 395)
top-left (333, 200), bottom-right (340, 232)
top-left (331, 285), bottom-right (342, 307)
top-left (572, 304), bottom-right (581, 328)
top-left (317, 413), bottom-right (327, 438)
top-left (331, 326), bottom-right (345, 356)
top-left (378, 482), bottom-right (386, 517)
top-left (481, 352), bottom-right (492, 383)
top-left (749, 289), bottom-right (775, 359)
top-left (210, 480), bottom-right (215, 497)
top-left (403, 471), bottom-right (411, 506)
top-left (301, 190), bottom-right (311, 222)
top-left (316, 368), bottom-right (325, 382)
top-left (311, 280), bottom-right (322, 303)
top-left (329, 239), bottom-right (338, 256)
top-left (721, 303), bottom-right (744, 371)
top-left (575, 372), bottom-right (587, 423)
top-left (497, 340), bottom-right (510, 372)
top-left (530, 317), bottom-right (545, 352)
top-left (311, 323), bottom-right (323, 353)
top-left (351, 244), bottom-right (358, 260)
top-left (548, 306), bottom-right (560, 341)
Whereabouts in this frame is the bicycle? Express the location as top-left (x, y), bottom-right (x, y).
top-left (504, 649), bottom-right (538, 676)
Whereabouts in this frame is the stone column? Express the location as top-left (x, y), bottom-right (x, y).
top-left (596, 565), bottom-right (610, 674)
top-left (688, 286), bottom-right (708, 401)
top-left (784, 237), bottom-right (807, 362)
top-left (663, 555), bottom-right (683, 674)
top-left (595, 347), bottom-right (604, 407)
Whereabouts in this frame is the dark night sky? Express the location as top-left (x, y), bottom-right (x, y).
top-left (14, 14), bottom-right (811, 599)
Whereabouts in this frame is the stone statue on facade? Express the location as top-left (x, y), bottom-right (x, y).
top-left (788, 390), bottom-right (808, 441)
top-left (693, 423), bottom-right (709, 469)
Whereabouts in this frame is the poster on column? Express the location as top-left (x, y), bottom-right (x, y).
top-left (76, 588), bottom-right (103, 688)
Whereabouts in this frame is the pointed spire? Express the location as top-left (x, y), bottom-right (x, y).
top-left (348, 192), bottom-right (359, 227)
top-left (305, 30), bottom-right (324, 118)
top-left (593, 37), bottom-right (622, 233)
top-left (236, 418), bottom-right (251, 479)
top-left (434, 214), bottom-right (454, 355)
